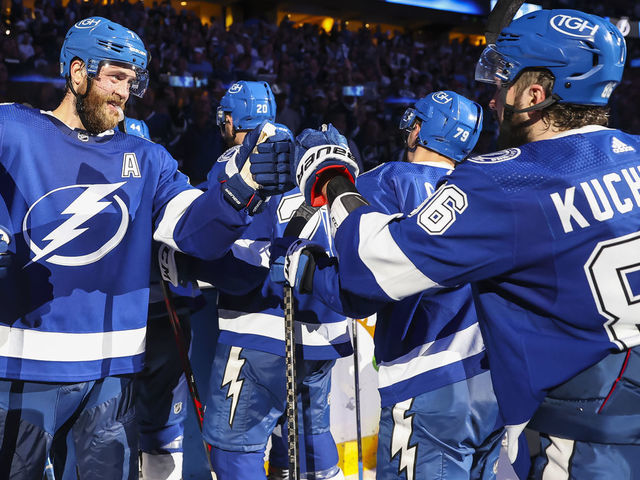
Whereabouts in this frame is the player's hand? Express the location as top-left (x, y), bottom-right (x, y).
top-left (220, 120), bottom-right (294, 215)
top-left (269, 237), bottom-right (327, 294)
top-left (293, 124), bottom-right (359, 207)
top-left (0, 226), bottom-right (12, 279)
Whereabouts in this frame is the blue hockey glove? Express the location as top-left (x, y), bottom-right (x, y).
top-left (0, 226), bottom-right (12, 279)
top-left (270, 238), bottom-right (327, 294)
top-left (293, 124), bottom-right (359, 207)
top-left (220, 120), bottom-right (294, 215)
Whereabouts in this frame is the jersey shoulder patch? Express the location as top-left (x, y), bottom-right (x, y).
top-left (217, 144), bottom-right (241, 163)
top-left (468, 148), bottom-right (521, 164)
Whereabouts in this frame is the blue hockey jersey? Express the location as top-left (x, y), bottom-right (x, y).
top-left (331, 125), bottom-right (640, 435)
top-left (0, 104), bottom-right (251, 382)
top-left (206, 150), bottom-right (353, 360)
top-left (353, 161), bottom-right (487, 408)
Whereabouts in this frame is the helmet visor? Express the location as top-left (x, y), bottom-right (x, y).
top-left (216, 106), bottom-right (227, 128)
top-left (475, 44), bottom-right (520, 86)
top-left (90, 60), bottom-right (149, 98)
top-left (399, 107), bottom-right (417, 131)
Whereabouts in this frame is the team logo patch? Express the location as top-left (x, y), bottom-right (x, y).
top-left (612, 137), bottom-right (635, 154)
top-left (432, 91), bottom-right (453, 104)
top-left (173, 402), bottom-right (183, 415)
top-left (23, 183), bottom-right (129, 266)
top-left (75, 18), bottom-right (101, 29)
top-left (468, 148), bottom-right (521, 163)
top-left (550, 14), bottom-right (599, 38)
top-left (228, 83), bottom-right (243, 94)
top-left (77, 132), bottom-right (89, 142)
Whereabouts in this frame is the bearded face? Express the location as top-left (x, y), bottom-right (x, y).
top-left (76, 84), bottom-right (125, 133)
top-left (492, 84), bottom-right (536, 150)
top-left (75, 63), bottom-right (133, 134)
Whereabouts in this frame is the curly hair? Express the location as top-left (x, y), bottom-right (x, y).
top-left (514, 69), bottom-right (610, 130)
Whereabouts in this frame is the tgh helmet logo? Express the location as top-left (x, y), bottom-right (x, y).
top-left (75, 18), bottom-right (102, 29)
top-left (550, 14), bottom-right (599, 38)
top-left (229, 83), bottom-right (243, 94)
top-left (432, 91), bottom-right (452, 104)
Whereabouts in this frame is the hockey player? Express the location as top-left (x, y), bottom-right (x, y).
top-left (120, 117), bottom-right (197, 480)
top-left (277, 9), bottom-right (640, 479)
top-left (0, 17), bottom-right (293, 479)
top-left (181, 80), bottom-right (351, 479)
top-left (273, 92), bottom-right (503, 480)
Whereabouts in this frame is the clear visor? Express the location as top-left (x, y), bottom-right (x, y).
top-left (399, 107), bottom-right (417, 132)
top-left (89, 59), bottom-right (150, 98)
top-left (216, 106), bottom-right (226, 128)
top-left (474, 44), bottom-right (519, 86)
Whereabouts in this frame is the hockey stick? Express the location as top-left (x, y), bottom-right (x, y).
top-left (282, 202), bottom-right (320, 480)
top-left (159, 278), bottom-right (217, 480)
top-left (351, 318), bottom-right (364, 480)
top-left (44, 455), bottom-right (55, 480)
top-left (484, 0), bottom-right (526, 44)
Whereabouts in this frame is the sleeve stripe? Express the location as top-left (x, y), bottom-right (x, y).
top-left (153, 189), bottom-right (204, 251)
top-left (357, 211), bottom-right (440, 300)
top-left (377, 322), bottom-right (485, 388)
top-left (231, 239), bottom-right (271, 268)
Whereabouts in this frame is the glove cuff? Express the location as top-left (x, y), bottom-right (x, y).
top-left (221, 174), bottom-right (265, 215)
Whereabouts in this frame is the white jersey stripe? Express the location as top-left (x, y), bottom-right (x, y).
top-left (357, 211), bottom-right (440, 300)
top-left (0, 325), bottom-right (145, 362)
top-left (377, 323), bottom-right (485, 389)
top-left (153, 189), bottom-right (204, 250)
top-left (218, 310), bottom-right (350, 347)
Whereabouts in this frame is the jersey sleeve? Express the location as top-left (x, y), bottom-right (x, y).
top-left (151, 147), bottom-right (251, 260)
top-left (333, 164), bottom-right (517, 302)
top-left (356, 171), bottom-right (397, 215)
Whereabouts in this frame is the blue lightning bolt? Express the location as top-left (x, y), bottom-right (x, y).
top-left (222, 346), bottom-right (246, 427)
top-left (391, 398), bottom-right (417, 480)
top-left (31, 183), bottom-right (126, 264)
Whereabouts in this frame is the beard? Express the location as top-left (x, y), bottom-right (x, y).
top-left (496, 98), bottom-right (537, 150)
top-left (76, 82), bottom-right (124, 134)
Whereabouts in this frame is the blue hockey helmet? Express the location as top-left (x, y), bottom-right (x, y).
top-left (60, 17), bottom-right (150, 97)
top-left (217, 81), bottom-right (276, 131)
top-left (399, 91), bottom-right (483, 162)
top-left (475, 9), bottom-right (626, 105)
top-left (123, 117), bottom-right (151, 141)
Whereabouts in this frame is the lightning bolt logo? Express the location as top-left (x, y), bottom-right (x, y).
top-left (221, 346), bottom-right (246, 427)
top-left (390, 398), bottom-right (417, 480)
top-left (24, 183), bottom-right (129, 266)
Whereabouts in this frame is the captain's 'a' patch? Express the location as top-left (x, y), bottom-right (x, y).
top-left (122, 153), bottom-right (141, 178)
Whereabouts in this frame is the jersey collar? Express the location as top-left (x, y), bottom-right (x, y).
top-left (41, 110), bottom-right (116, 144)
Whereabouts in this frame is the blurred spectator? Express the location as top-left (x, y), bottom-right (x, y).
top-left (172, 90), bottom-right (223, 186)
top-left (0, 0), bottom-right (638, 169)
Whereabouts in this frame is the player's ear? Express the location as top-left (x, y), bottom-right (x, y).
top-left (69, 58), bottom-right (88, 93)
top-left (525, 83), bottom-right (547, 109)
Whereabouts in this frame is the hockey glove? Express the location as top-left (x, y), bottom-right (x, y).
top-left (0, 226), bottom-right (12, 279)
top-left (270, 238), bottom-right (327, 294)
top-left (158, 243), bottom-right (193, 288)
top-left (293, 124), bottom-right (359, 207)
top-left (220, 120), bottom-right (294, 215)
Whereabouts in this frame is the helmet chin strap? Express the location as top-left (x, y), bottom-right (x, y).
top-left (69, 75), bottom-right (95, 131)
top-left (500, 85), bottom-right (561, 115)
